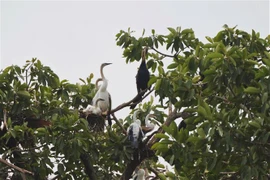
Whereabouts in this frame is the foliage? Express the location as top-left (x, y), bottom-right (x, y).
top-left (1, 25), bottom-right (270, 179)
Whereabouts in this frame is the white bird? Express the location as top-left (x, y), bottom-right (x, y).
top-left (132, 169), bottom-right (145, 180)
top-left (144, 114), bottom-right (156, 129)
top-left (127, 119), bottom-right (144, 148)
top-left (92, 63), bottom-right (112, 126)
top-left (83, 98), bottom-right (104, 116)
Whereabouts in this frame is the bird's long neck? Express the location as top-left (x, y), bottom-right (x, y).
top-left (99, 65), bottom-right (108, 91)
top-left (95, 78), bottom-right (103, 88)
top-left (95, 98), bottom-right (103, 106)
top-left (145, 114), bottom-right (150, 124)
top-left (100, 66), bottom-right (105, 79)
top-left (133, 110), bottom-right (139, 122)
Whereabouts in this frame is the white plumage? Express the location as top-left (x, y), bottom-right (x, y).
top-left (133, 169), bottom-right (145, 180)
top-left (145, 114), bottom-right (156, 129)
top-left (92, 63), bottom-right (112, 113)
top-left (127, 119), bottom-right (144, 148)
top-left (83, 98), bottom-right (104, 116)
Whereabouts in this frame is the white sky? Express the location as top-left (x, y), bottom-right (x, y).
top-left (1, 0), bottom-right (270, 120)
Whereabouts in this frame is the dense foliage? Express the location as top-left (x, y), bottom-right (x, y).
top-left (0, 25), bottom-right (269, 179)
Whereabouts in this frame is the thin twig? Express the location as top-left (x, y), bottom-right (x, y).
top-left (0, 158), bottom-right (34, 179)
top-left (112, 113), bottom-right (127, 134)
top-left (150, 47), bottom-right (175, 58)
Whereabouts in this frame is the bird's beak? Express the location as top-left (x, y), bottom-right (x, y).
top-left (106, 63), bottom-right (112, 66)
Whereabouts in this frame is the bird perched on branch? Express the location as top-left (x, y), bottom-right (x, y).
top-left (83, 98), bottom-right (104, 116)
top-left (92, 63), bottom-right (112, 126)
top-left (130, 48), bottom-right (150, 109)
top-left (127, 110), bottom-right (144, 148)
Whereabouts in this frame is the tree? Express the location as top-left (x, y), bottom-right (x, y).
top-left (0, 25), bottom-right (269, 180)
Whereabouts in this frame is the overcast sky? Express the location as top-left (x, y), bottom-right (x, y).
top-left (1, 0), bottom-right (269, 119)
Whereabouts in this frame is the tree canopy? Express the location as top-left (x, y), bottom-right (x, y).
top-left (0, 25), bottom-right (270, 180)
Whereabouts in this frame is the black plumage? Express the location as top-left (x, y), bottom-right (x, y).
top-left (130, 49), bottom-right (150, 109)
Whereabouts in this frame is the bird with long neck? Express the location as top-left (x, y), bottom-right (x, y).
top-left (92, 63), bottom-right (112, 126)
top-left (144, 113), bottom-right (156, 129)
top-left (83, 98), bottom-right (105, 116)
top-left (127, 110), bottom-right (144, 148)
top-left (130, 48), bottom-right (150, 109)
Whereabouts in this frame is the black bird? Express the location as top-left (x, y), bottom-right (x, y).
top-left (130, 48), bottom-right (150, 109)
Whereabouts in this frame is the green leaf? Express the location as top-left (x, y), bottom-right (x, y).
top-left (148, 76), bottom-right (157, 87)
top-left (206, 52), bottom-right (224, 59)
top-left (244, 87), bottom-right (260, 94)
top-left (197, 128), bottom-right (206, 139)
top-left (168, 27), bottom-right (176, 34)
top-left (155, 79), bottom-right (162, 90)
top-left (262, 58), bottom-right (270, 67)
top-left (181, 28), bottom-right (193, 35)
top-left (249, 121), bottom-right (261, 129)
top-left (197, 106), bottom-right (207, 118)
top-left (155, 133), bottom-right (169, 139)
top-left (158, 173), bottom-right (167, 180)
top-left (167, 63), bottom-right (178, 69)
top-left (205, 36), bottom-right (213, 43)
top-left (58, 163), bottom-right (65, 175)
top-left (17, 90), bottom-right (30, 98)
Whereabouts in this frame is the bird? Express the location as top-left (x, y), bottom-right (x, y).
top-left (83, 98), bottom-right (104, 116)
top-left (133, 169), bottom-right (146, 180)
top-left (144, 113), bottom-right (156, 129)
top-left (92, 63), bottom-right (112, 126)
top-left (130, 48), bottom-right (150, 109)
top-left (127, 112), bottom-right (144, 148)
top-left (178, 120), bottom-right (187, 130)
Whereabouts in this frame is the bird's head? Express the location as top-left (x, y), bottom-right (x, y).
top-left (101, 62), bottom-right (112, 68)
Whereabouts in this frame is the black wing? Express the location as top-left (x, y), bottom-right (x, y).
top-left (107, 93), bottom-right (112, 127)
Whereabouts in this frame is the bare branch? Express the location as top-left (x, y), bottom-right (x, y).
top-left (150, 47), bottom-right (175, 58)
top-left (110, 88), bottom-right (154, 114)
top-left (112, 113), bottom-right (127, 134)
top-left (147, 109), bottom-right (189, 148)
top-left (0, 158), bottom-right (34, 179)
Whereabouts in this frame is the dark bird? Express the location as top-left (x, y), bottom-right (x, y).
top-left (130, 48), bottom-right (150, 109)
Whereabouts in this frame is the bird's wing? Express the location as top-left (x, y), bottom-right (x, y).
top-left (127, 124), bottom-right (134, 141)
top-left (107, 93), bottom-right (112, 126)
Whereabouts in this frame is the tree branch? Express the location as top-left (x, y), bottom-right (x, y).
top-left (80, 153), bottom-right (97, 180)
top-left (0, 158), bottom-right (34, 180)
top-left (150, 47), bottom-right (175, 58)
top-left (120, 108), bottom-right (190, 180)
top-left (147, 109), bottom-right (190, 148)
top-left (110, 88), bottom-right (154, 114)
top-left (112, 113), bottom-right (127, 134)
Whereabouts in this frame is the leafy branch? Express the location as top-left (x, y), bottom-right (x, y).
top-left (0, 158), bottom-right (34, 180)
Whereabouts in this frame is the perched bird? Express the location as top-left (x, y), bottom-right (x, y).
top-left (92, 63), bottom-right (112, 126)
top-left (133, 169), bottom-right (146, 180)
top-left (178, 120), bottom-right (187, 130)
top-left (130, 48), bottom-right (150, 109)
top-left (144, 114), bottom-right (156, 129)
top-left (83, 98), bottom-right (104, 116)
top-left (127, 119), bottom-right (144, 148)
